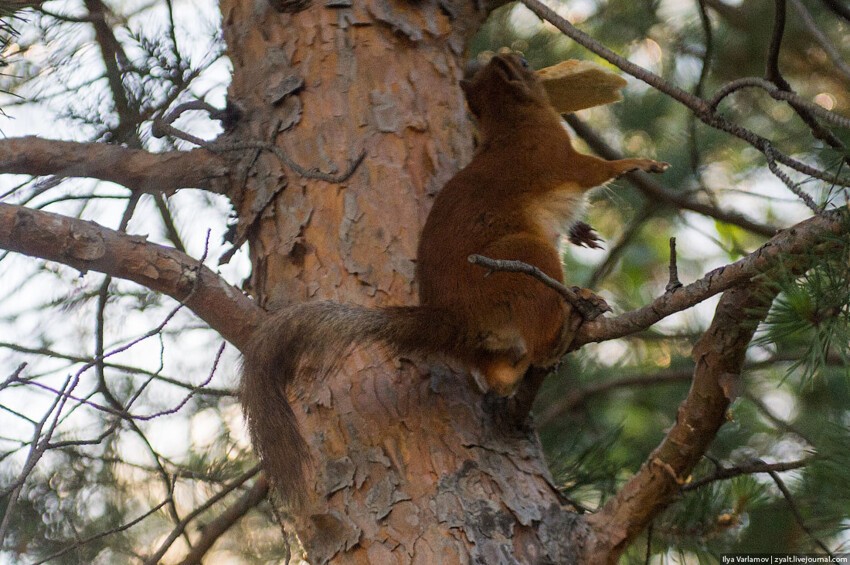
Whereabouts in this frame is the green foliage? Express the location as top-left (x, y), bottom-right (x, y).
top-left (756, 211), bottom-right (850, 382)
top-left (548, 423), bottom-right (624, 510)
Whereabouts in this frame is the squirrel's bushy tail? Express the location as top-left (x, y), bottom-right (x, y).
top-left (241, 301), bottom-right (464, 506)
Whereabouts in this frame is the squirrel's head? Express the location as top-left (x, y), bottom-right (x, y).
top-left (459, 53), bottom-right (552, 121)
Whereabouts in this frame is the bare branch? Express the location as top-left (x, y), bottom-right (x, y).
top-left (762, 0), bottom-right (849, 162)
top-left (575, 209), bottom-right (846, 346)
top-left (791, 0), bottom-right (850, 82)
top-left (144, 465), bottom-right (262, 565)
top-left (0, 137), bottom-right (229, 195)
top-left (537, 368), bottom-right (693, 426)
top-left (0, 341), bottom-right (235, 397)
top-left (768, 471), bottom-right (836, 557)
top-left (522, 0), bottom-right (850, 191)
top-left (764, 0), bottom-right (787, 86)
top-left (665, 238), bottom-right (682, 293)
top-left (585, 206), bottom-right (652, 287)
top-left (0, 203), bottom-right (262, 350)
top-left (564, 115), bottom-right (778, 238)
top-left (176, 474), bottom-right (270, 565)
top-left (30, 499), bottom-right (173, 565)
top-left (683, 458), bottom-right (810, 491)
top-left (707, 77), bottom-right (850, 130)
top-left (84, 0), bottom-right (134, 143)
top-left (468, 254), bottom-right (598, 318)
top-left (153, 120), bottom-right (366, 185)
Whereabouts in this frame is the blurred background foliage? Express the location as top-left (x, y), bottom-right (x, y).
top-left (0, 0), bottom-right (848, 563)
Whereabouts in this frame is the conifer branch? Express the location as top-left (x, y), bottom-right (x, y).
top-left (0, 203), bottom-right (262, 350)
top-left (584, 285), bottom-right (776, 560)
top-left (683, 458), bottom-right (810, 491)
top-left (576, 209), bottom-right (847, 345)
top-left (522, 0), bottom-right (850, 193)
top-left (0, 137), bottom-right (229, 195)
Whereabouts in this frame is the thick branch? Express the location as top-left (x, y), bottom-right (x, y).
top-left (584, 284), bottom-right (775, 562)
top-left (0, 137), bottom-right (229, 195)
top-left (0, 203), bottom-right (262, 350)
top-left (575, 209), bottom-right (846, 346)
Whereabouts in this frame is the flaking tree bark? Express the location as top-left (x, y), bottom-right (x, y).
top-left (1, 0), bottom-right (847, 562)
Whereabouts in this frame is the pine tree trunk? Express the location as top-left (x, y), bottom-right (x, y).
top-left (219, 1), bottom-right (590, 562)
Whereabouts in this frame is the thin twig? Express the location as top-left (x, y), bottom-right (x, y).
top-left (762, 0), bottom-right (849, 162)
top-left (765, 146), bottom-right (821, 212)
top-left (152, 120), bottom-right (366, 184)
top-left (768, 470), bottom-right (836, 558)
top-left (537, 368), bottom-right (693, 426)
top-left (0, 341), bottom-right (235, 397)
top-left (134, 341), bottom-right (226, 421)
top-left (665, 237), bottom-right (682, 293)
top-left (520, 0), bottom-right (850, 192)
top-left (742, 391), bottom-right (814, 445)
top-left (467, 254), bottom-right (597, 318)
top-left (586, 205), bottom-right (653, 287)
top-left (176, 474), bottom-right (270, 565)
top-left (565, 115), bottom-right (778, 238)
top-left (689, 0), bottom-right (714, 175)
top-left (708, 77), bottom-right (850, 129)
top-left (29, 499), bottom-right (172, 565)
top-left (791, 0), bottom-right (850, 81)
top-left (0, 372), bottom-right (81, 542)
top-left (683, 458), bottom-right (809, 491)
top-left (144, 465), bottom-right (263, 565)
top-left (765, 0), bottom-right (786, 85)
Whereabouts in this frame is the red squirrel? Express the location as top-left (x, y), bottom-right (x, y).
top-left (241, 53), bottom-right (669, 505)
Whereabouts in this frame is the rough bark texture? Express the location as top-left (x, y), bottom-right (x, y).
top-left (219, 1), bottom-right (588, 562)
top-left (583, 285), bottom-right (775, 562)
top-left (0, 137), bottom-right (228, 195)
top-left (0, 203), bottom-right (261, 349)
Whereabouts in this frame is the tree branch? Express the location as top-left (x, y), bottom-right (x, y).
top-left (468, 254), bottom-right (602, 318)
top-left (584, 283), bottom-right (776, 561)
top-left (0, 137), bottom-right (229, 195)
top-left (144, 466), bottom-right (262, 565)
top-left (575, 209), bottom-right (847, 346)
top-left (564, 115), bottom-right (778, 238)
top-left (768, 470), bottom-right (836, 557)
top-left (522, 0), bottom-right (850, 191)
top-left (565, 114), bottom-right (776, 237)
top-left (581, 207), bottom-right (847, 559)
top-left (177, 474), bottom-right (270, 565)
top-left (0, 203), bottom-right (262, 350)
top-left (537, 368), bottom-right (693, 426)
top-left (683, 458), bottom-right (810, 491)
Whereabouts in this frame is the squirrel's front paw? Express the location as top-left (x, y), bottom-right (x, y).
top-left (572, 287), bottom-right (612, 321)
top-left (568, 221), bottom-right (604, 249)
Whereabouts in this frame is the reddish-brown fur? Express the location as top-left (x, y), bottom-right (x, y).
top-left (241, 53), bottom-right (668, 505)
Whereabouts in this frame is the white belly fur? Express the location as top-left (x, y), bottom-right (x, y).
top-left (527, 182), bottom-right (587, 246)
